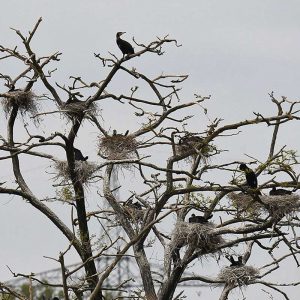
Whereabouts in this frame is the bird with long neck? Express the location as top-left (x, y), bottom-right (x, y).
top-left (116, 32), bottom-right (134, 57)
top-left (239, 163), bottom-right (258, 188)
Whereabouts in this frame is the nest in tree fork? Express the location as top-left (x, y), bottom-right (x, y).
top-left (229, 192), bottom-right (300, 218)
top-left (169, 221), bottom-right (224, 253)
top-left (175, 135), bottom-right (215, 163)
top-left (1, 90), bottom-right (39, 117)
top-left (61, 101), bottom-right (99, 120)
top-left (263, 194), bottom-right (300, 218)
top-left (53, 160), bottom-right (98, 184)
top-left (98, 135), bottom-right (139, 160)
top-left (228, 192), bottom-right (263, 216)
top-left (218, 265), bottom-right (259, 286)
top-left (123, 207), bottom-right (144, 223)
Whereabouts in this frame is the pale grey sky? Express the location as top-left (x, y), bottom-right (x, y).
top-left (1, 1), bottom-right (300, 299)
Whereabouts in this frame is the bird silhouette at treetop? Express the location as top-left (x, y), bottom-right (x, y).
top-left (188, 213), bottom-right (213, 224)
top-left (116, 32), bottom-right (134, 57)
top-left (269, 186), bottom-right (292, 196)
top-left (74, 148), bottom-right (88, 161)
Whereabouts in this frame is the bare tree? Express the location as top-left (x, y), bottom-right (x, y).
top-left (1, 19), bottom-right (300, 300)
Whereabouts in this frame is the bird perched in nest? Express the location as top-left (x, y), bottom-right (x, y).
top-left (226, 255), bottom-right (243, 267)
top-left (8, 84), bottom-right (21, 92)
top-left (112, 129), bottom-right (130, 137)
top-left (65, 95), bottom-right (82, 105)
top-left (239, 163), bottom-right (259, 190)
top-left (188, 213), bottom-right (213, 224)
top-left (179, 135), bottom-right (202, 146)
top-left (74, 148), bottom-right (88, 161)
top-left (116, 32), bottom-right (134, 57)
top-left (123, 199), bottom-right (142, 210)
top-left (269, 186), bottom-right (292, 196)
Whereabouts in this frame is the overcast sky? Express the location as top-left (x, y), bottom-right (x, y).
top-left (1, 1), bottom-right (300, 299)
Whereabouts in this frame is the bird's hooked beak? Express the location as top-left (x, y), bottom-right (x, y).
top-left (116, 31), bottom-right (126, 38)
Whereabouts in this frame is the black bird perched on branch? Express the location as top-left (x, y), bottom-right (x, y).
top-left (74, 148), bottom-right (88, 161)
top-left (116, 32), bottom-right (134, 57)
top-left (188, 213), bottom-right (213, 224)
top-left (269, 186), bottom-right (292, 196)
top-left (226, 255), bottom-right (243, 267)
top-left (239, 163), bottom-right (258, 189)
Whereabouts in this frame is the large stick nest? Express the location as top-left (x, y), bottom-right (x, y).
top-left (218, 265), bottom-right (259, 285)
top-left (169, 221), bottom-right (225, 253)
top-left (98, 135), bottom-right (139, 160)
top-left (228, 192), bottom-right (263, 216)
top-left (229, 192), bottom-right (300, 218)
top-left (175, 135), bottom-right (215, 163)
top-left (263, 194), bottom-right (300, 218)
top-left (61, 101), bottom-right (99, 120)
top-left (53, 160), bottom-right (99, 184)
top-left (1, 90), bottom-right (39, 117)
top-left (123, 207), bottom-right (144, 223)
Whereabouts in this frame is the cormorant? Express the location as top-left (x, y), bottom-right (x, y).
top-left (124, 199), bottom-right (142, 210)
top-left (188, 213), bottom-right (213, 224)
top-left (112, 129), bottom-right (129, 137)
top-left (239, 163), bottom-right (258, 188)
top-left (65, 95), bottom-right (81, 105)
top-left (74, 148), bottom-right (88, 161)
top-left (226, 255), bottom-right (243, 267)
top-left (116, 32), bottom-right (134, 56)
top-left (269, 186), bottom-right (292, 196)
top-left (179, 135), bottom-right (202, 145)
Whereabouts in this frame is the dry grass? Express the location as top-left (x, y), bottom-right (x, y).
top-left (1, 90), bottom-right (39, 117)
top-left (53, 160), bottom-right (98, 184)
top-left (218, 265), bottom-right (259, 285)
top-left (98, 135), bottom-right (139, 160)
top-left (228, 192), bottom-right (300, 218)
top-left (169, 221), bottom-right (224, 253)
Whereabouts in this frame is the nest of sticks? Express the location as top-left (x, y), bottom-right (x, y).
top-left (123, 207), bottom-right (144, 223)
top-left (175, 135), bottom-right (215, 163)
top-left (229, 192), bottom-right (300, 218)
top-left (53, 160), bottom-right (98, 184)
top-left (61, 101), bottom-right (99, 120)
top-left (98, 135), bottom-right (139, 160)
top-left (218, 265), bottom-right (259, 285)
top-left (169, 221), bottom-right (224, 253)
top-left (263, 194), bottom-right (300, 218)
top-left (228, 192), bottom-right (263, 216)
top-left (1, 90), bottom-right (39, 117)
